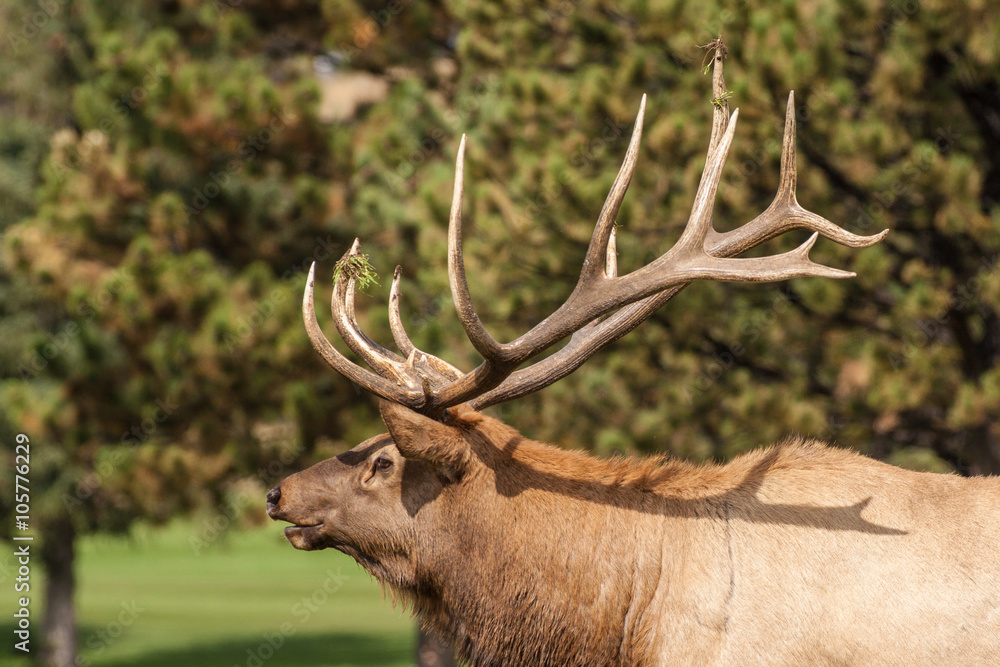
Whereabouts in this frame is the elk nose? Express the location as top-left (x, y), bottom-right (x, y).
top-left (266, 486), bottom-right (281, 514)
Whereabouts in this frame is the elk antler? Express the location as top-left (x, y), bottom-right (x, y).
top-left (304, 40), bottom-right (887, 417)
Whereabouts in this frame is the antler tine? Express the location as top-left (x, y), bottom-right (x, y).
top-left (448, 135), bottom-right (506, 362)
top-left (777, 90), bottom-right (797, 201)
top-left (671, 108), bottom-right (739, 254)
top-left (581, 95), bottom-right (645, 283)
top-left (330, 242), bottom-right (419, 386)
top-left (705, 92), bottom-right (889, 256)
top-left (705, 36), bottom-right (731, 157)
top-left (303, 263), bottom-right (426, 406)
top-left (388, 266), bottom-right (416, 358)
top-left (389, 265), bottom-right (465, 381)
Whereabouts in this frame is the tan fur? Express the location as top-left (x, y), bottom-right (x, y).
top-left (269, 404), bottom-right (1000, 666)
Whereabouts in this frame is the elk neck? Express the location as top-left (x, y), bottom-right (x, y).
top-left (406, 416), bottom-right (737, 666)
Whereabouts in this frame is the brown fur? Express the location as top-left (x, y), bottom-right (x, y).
top-left (268, 402), bottom-right (1000, 666)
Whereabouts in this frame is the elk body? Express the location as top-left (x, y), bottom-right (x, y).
top-left (267, 46), bottom-right (1000, 666)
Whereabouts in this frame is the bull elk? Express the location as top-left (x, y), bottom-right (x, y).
top-left (267, 44), bottom-right (1000, 666)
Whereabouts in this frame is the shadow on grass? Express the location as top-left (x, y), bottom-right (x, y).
top-left (0, 623), bottom-right (413, 667)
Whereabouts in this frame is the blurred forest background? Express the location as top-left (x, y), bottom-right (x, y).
top-left (1, 0), bottom-right (999, 665)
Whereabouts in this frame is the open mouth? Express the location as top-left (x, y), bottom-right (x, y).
top-left (267, 502), bottom-right (329, 550)
top-left (266, 504), bottom-right (321, 534)
top-left (283, 522), bottom-right (323, 537)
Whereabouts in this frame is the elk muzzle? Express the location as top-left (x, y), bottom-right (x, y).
top-left (265, 477), bottom-right (328, 550)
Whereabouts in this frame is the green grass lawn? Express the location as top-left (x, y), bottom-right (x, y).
top-left (1, 521), bottom-right (416, 666)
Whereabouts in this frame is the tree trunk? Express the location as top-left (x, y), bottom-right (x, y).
top-left (967, 427), bottom-right (1000, 477)
top-left (416, 626), bottom-right (458, 667)
top-left (40, 515), bottom-right (76, 667)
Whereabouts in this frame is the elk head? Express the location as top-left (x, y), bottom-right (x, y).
top-left (266, 44), bottom-right (886, 595)
top-left (266, 399), bottom-right (490, 589)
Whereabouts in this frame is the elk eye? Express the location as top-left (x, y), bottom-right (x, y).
top-left (374, 456), bottom-right (393, 471)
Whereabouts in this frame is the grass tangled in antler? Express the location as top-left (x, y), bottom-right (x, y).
top-left (333, 253), bottom-right (380, 291)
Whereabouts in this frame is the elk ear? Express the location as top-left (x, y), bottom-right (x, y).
top-left (379, 401), bottom-right (473, 477)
